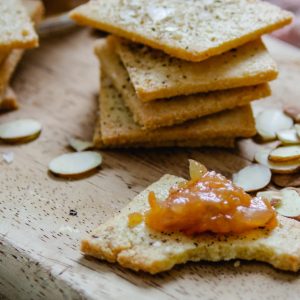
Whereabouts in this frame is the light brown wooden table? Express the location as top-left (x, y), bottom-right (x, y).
top-left (0, 29), bottom-right (300, 299)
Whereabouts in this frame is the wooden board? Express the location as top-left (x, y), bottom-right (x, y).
top-left (1, 29), bottom-right (300, 299)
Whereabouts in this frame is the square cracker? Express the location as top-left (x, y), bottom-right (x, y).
top-left (95, 39), bottom-right (270, 130)
top-left (0, 0), bottom-right (39, 50)
top-left (0, 87), bottom-right (18, 111)
top-left (94, 115), bottom-right (236, 149)
top-left (70, 0), bottom-right (292, 62)
top-left (114, 37), bottom-right (277, 101)
top-left (95, 75), bottom-right (256, 148)
top-left (81, 174), bottom-right (300, 274)
top-left (0, 0), bottom-right (44, 103)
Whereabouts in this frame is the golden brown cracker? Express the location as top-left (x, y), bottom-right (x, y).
top-left (95, 39), bottom-right (270, 130)
top-left (0, 87), bottom-right (18, 111)
top-left (114, 37), bottom-right (277, 101)
top-left (0, 0), bottom-right (39, 50)
top-left (82, 174), bottom-right (300, 274)
top-left (0, 0), bottom-right (44, 102)
top-left (95, 75), bottom-right (256, 148)
top-left (71, 0), bottom-right (292, 62)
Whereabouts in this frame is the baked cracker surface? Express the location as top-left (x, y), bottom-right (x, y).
top-left (95, 75), bottom-right (256, 147)
top-left (82, 174), bottom-right (300, 274)
top-left (95, 38), bottom-right (269, 130)
top-left (0, 0), bottom-right (39, 50)
top-left (71, 0), bottom-right (292, 62)
top-left (114, 37), bottom-right (277, 101)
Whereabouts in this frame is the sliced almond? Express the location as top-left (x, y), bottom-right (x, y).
top-left (284, 105), bottom-right (300, 123)
top-left (49, 151), bottom-right (102, 179)
top-left (0, 119), bottom-right (42, 143)
top-left (69, 137), bottom-right (93, 152)
top-left (233, 164), bottom-right (271, 192)
top-left (254, 149), bottom-right (300, 174)
top-left (276, 189), bottom-right (300, 219)
top-left (189, 159), bottom-right (207, 180)
top-left (269, 145), bottom-right (300, 162)
top-left (255, 109), bottom-right (293, 141)
top-left (295, 124), bottom-right (300, 137)
top-left (276, 128), bottom-right (300, 145)
top-left (256, 191), bottom-right (282, 208)
top-left (2, 152), bottom-right (14, 164)
top-left (272, 174), bottom-right (300, 188)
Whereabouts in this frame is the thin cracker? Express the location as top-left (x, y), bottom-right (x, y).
top-left (0, 0), bottom-right (39, 50)
top-left (95, 75), bottom-right (256, 147)
top-left (70, 0), bottom-right (292, 62)
top-left (0, 0), bottom-right (44, 103)
top-left (82, 174), bottom-right (300, 274)
top-left (95, 39), bottom-right (270, 130)
top-left (114, 37), bottom-right (277, 101)
top-left (0, 87), bottom-right (19, 111)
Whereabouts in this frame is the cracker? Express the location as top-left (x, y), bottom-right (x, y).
top-left (95, 75), bottom-right (256, 147)
top-left (95, 39), bottom-right (270, 130)
top-left (0, 87), bottom-right (18, 111)
top-left (94, 118), bottom-right (236, 149)
top-left (0, 0), bottom-right (39, 50)
top-left (0, 0), bottom-right (44, 101)
top-left (82, 174), bottom-right (300, 274)
top-left (114, 37), bottom-right (277, 101)
top-left (70, 0), bottom-right (292, 62)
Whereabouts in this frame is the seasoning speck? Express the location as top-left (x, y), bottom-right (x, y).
top-left (69, 209), bottom-right (77, 216)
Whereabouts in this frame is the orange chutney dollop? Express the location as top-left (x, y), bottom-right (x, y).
top-left (145, 171), bottom-right (277, 234)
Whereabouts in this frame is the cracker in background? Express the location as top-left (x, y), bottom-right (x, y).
top-left (96, 75), bottom-right (256, 147)
top-left (0, 0), bottom-right (39, 50)
top-left (82, 174), bottom-right (300, 274)
top-left (71, 0), bottom-right (292, 62)
top-left (114, 37), bottom-right (277, 101)
top-left (0, 87), bottom-right (18, 111)
top-left (0, 0), bottom-right (44, 102)
top-left (95, 39), bottom-right (270, 130)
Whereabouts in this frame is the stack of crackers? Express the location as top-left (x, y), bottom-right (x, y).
top-left (70, 0), bottom-right (292, 149)
top-left (0, 0), bottom-right (44, 112)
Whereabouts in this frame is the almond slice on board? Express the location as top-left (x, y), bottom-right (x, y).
top-left (272, 174), bottom-right (300, 188)
top-left (255, 109), bottom-right (293, 141)
top-left (69, 137), bottom-right (93, 152)
top-left (49, 151), bottom-right (102, 179)
top-left (295, 124), bottom-right (300, 137)
top-left (277, 128), bottom-right (300, 145)
top-left (256, 191), bottom-right (282, 208)
top-left (0, 119), bottom-right (42, 143)
top-left (284, 105), bottom-right (300, 123)
top-left (269, 145), bottom-right (300, 162)
top-left (276, 189), bottom-right (300, 219)
top-left (255, 149), bottom-right (300, 174)
top-left (232, 164), bottom-right (271, 192)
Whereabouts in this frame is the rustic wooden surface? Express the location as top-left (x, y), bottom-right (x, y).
top-left (0, 29), bottom-right (300, 300)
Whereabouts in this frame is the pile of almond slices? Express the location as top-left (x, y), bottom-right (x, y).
top-left (233, 106), bottom-right (300, 221)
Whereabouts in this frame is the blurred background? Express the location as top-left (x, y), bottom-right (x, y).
top-left (267, 0), bottom-right (300, 47)
top-left (40, 0), bottom-right (300, 47)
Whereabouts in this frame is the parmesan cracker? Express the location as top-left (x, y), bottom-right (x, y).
top-left (0, 0), bottom-right (39, 50)
top-left (82, 174), bottom-right (300, 274)
top-left (114, 37), bottom-right (277, 101)
top-left (71, 0), bottom-right (292, 62)
top-left (0, 0), bottom-right (44, 103)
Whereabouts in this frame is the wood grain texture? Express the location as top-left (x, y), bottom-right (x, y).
top-left (0, 29), bottom-right (300, 299)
